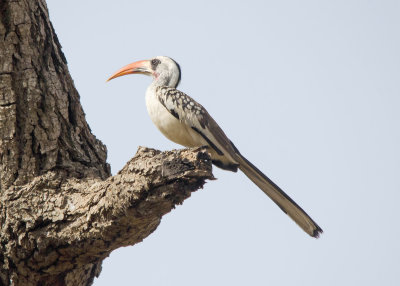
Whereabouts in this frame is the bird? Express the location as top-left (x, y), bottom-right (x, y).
top-left (107, 56), bottom-right (323, 238)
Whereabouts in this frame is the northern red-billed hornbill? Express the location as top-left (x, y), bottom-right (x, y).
top-left (108, 56), bottom-right (323, 238)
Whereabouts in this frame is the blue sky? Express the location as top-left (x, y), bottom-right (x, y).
top-left (47, 1), bottom-right (400, 285)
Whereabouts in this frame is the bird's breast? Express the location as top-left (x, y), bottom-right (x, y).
top-left (145, 90), bottom-right (204, 147)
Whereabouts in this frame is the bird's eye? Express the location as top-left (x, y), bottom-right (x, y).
top-left (151, 59), bottom-right (161, 70)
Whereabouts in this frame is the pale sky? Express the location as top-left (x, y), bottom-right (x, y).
top-left (46, 1), bottom-right (400, 285)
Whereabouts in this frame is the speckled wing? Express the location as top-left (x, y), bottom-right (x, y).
top-left (155, 86), bottom-right (239, 162)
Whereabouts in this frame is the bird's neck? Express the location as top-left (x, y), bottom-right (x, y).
top-left (151, 71), bottom-right (180, 88)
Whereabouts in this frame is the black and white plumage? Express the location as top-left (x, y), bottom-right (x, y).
top-left (108, 56), bottom-right (323, 238)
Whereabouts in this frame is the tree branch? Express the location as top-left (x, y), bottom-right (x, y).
top-left (1, 147), bottom-right (213, 285)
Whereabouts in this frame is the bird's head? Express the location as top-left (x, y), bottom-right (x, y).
top-left (107, 56), bottom-right (181, 88)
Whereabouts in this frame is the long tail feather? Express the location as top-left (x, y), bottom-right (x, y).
top-left (236, 154), bottom-right (323, 238)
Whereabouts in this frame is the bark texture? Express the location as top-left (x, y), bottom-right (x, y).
top-left (0, 1), bottom-right (214, 285)
top-left (0, 147), bottom-right (213, 285)
top-left (0, 0), bottom-right (110, 190)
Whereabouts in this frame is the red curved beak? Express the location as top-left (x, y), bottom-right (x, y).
top-left (107, 60), bottom-right (151, 81)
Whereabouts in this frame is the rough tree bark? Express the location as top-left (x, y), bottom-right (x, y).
top-left (0, 1), bottom-right (214, 285)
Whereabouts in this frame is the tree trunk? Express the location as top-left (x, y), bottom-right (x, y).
top-left (0, 1), bottom-right (213, 285)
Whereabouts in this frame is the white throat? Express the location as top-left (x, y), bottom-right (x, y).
top-left (151, 71), bottom-right (179, 88)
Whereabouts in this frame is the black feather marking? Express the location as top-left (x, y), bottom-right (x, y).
top-left (191, 126), bottom-right (224, 156)
top-left (212, 159), bottom-right (239, 172)
top-left (170, 109), bottom-right (179, 120)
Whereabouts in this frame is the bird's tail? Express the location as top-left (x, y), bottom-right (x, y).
top-left (236, 153), bottom-right (323, 238)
